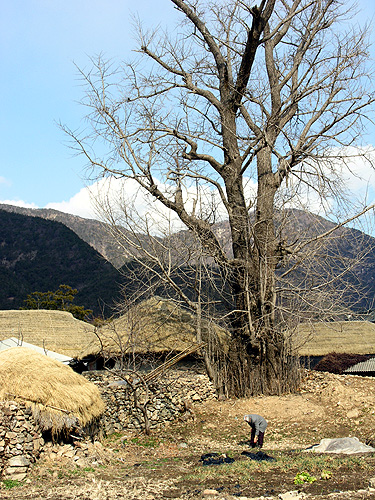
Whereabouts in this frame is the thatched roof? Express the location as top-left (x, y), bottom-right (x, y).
top-left (0, 347), bottom-right (105, 433)
top-left (294, 321), bottom-right (375, 356)
top-left (0, 309), bottom-right (97, 359)
top-left (87, 297), bottom-right (229, 357)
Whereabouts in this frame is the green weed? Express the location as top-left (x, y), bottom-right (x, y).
top-left (106, 432), bottom-right (124, 442)
top-left (294, 471), bottom-right (317, 485)
top-left (82, 467), bottom-right (96, 472)
top-left (130, 436), bottom-right (162, 448)
top-left (55, 466), bottom-right (97, 479)
top-left (1, 479), bottom-right (22, 489)
top-left (320, 470), bottom-right (332, 480)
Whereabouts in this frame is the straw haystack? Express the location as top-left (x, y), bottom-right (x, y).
top-left (294, 321), bottom-right (375, 356)
top-left (0, 309), bottom-right (97, 359)
top-left (88, 297), bottom-right (229, 358)
top-left (0, 347), bottom-right (105, 436)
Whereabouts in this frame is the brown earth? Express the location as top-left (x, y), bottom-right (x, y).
top-left (2, 370), bottom-right (375, 500)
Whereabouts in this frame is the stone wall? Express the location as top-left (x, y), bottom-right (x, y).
top-left (0, 401), bottom-right (44, 481)
top-left (83, 368), bottom-right (217, 434)
top-left (0, 369), bottom-right (216, 480)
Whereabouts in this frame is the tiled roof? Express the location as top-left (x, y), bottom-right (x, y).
top-left (344, 357), bottom-right (375, 373)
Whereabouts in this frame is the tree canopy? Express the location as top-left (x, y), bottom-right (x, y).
top-left (22, 285), bottom-right (93, 321)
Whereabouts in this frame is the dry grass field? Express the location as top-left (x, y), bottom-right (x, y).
top-left (2, 369), bottom-right (375, 500)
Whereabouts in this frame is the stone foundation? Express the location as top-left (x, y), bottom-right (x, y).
top-left (0, 368), bottom-right (216, 480)
top-left (0, 401), bottom-right (44, 481)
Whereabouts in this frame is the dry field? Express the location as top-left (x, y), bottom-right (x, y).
top-left (2, 370), bottom-right (375, 500)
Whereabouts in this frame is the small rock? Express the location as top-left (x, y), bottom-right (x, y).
top-left (6, 472), bottom-right (27, 482)
top-left (4, 466), bottom-right (28, 475)
top-left (8, 456), bottom-right (30, 467)
top-left (347, 409), bottom-right (360, 419)
top-left (5, 431), bottom-right (17, 439)
top-left (178, 442), bottom-right (188, 448)
top-left (369, 477), bottom-right (375, 489)
top-left (75, 458), bottom-right (89, 467)
top-left (63, 449), bottom-right (76, 458)
top-left (202, 489), bottom-right (219, 496)
top-left (279, 491), bottom-right (306, 500)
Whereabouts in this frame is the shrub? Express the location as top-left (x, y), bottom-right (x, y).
top-left (314, 352), bottom-right (370, 374)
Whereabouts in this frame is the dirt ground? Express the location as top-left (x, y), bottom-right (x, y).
top-left (2, 370), bottom-right (375, 500)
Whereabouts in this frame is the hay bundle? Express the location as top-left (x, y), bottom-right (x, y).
top-left (0, 347), bottom-right (105, 436)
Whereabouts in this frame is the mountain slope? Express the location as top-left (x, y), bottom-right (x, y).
top-left (0, 209), bottom-right (123, 316)
top-left (0, 204), bottom-right (128, 269)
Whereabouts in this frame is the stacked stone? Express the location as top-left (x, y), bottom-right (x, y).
top-left (165, 371), bottom-right (217, 403)
top-left (0, 401), bottom-right (44, 481)
top-left (39, 440), bottom-right (110, 468)
top-left (83, 368), bottom-right (216, 433)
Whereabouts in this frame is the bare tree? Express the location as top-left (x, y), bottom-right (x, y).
top-left (65, 0), bottom-right (375, 396)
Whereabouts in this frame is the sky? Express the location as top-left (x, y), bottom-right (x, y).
top-left (1, 0), bottom-right (375, 222)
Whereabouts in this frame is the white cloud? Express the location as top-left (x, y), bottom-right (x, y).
top-left (14, 146), bottom-right (375, 232)
top-left (45, 176), bottom-right (233, 233)
top-left (0, 176), bottom-right (11, 186)
top-left (0, 199), bottom-right (38, 209)
top-left (335, 146), bottom-right (375, 201)
top-left (46, 187), bottom-right (97, 219)
top-left (280, 146), bottom-right (375, 216)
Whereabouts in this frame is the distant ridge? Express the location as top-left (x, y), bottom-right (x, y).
top-left (2, 203), bottom-right (375, 315)
top-left (0, 208), bottom-right (123, 316)
top-left (0, 204), bottom-right (128, 268)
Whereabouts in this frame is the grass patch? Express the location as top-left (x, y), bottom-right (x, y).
top-left (54, 466), bottom-right (97, 479)
top-left (129, 436), bottom-right (163, 448)
top-left (82, 467), bottom-right (96, 473)
top-left (106, 431), bottom-right (124, 441)
top-left (178, 451), bottom-right (375, 484)
top-left (1, 479), bottom-right (22, 489)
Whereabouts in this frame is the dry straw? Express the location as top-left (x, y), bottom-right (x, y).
top-left (0, 347), bottom-right (105, 434)
top-left (0, 309), bottom-right (97, 358)
top-left (89, 296), bottom-right (229, 357)
top-left (295, 321), bottom-right (375, 356)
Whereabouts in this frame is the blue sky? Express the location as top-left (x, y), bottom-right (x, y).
top-left (0, 0), bottom-right (179, 216)
top-left (1, 0), bottom-right (375, 220)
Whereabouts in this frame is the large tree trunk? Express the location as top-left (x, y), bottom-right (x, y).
top-left (223, 148), bottom-right (300, 397)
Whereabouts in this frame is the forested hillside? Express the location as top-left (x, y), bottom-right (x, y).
top-left (0, 209), bottom-right (123, 317)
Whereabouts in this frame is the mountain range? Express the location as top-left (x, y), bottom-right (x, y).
top-left (0, 204), bottom-right (128, 269)
top-left (1, 203), bottom-right (375, 319)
